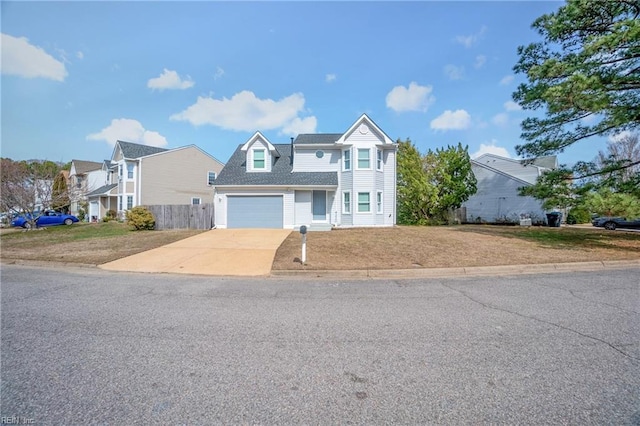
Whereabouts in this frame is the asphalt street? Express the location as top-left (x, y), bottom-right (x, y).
top-left (1, 265), bottom-right (639, 425)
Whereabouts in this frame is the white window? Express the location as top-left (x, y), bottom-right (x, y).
top-left (357, 148), bottom-right (370, 169)
top-left (127, 163), bottom-right (134, 179)
top-left (253, 149), bottom-right (265, 169)
top-left (377, 149), bottom-right (383, 171)
top-left (357, 192), bottom-right (370, 213)
top-left (118, 196), bottom-right (123, 211)
top-left (118, 165), bottom-right (123, 179)
top-left (343, 149), bottom-right (351, 171)
top-left (126, 196), bottom-right (133, 210)
top-left (376, 191), bottom-right (383, 214)
top-left (342, 191), bottom-right (351, 214)
top-left (207, 171), bottom-right (216, 185)
top-left (192, 197), bottom-right (201, 205)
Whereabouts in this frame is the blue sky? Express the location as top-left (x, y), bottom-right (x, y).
top-left (2, 1), bottom-right (606, 167)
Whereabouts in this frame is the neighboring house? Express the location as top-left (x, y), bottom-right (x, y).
top-left (87, 140), bottom-right (225, 220)
top-left (463, 153), bottom-right (558, 223)
top-left (213, 114), bottom-right (397, 229)
top-left (68, 160), bottom-right (105, 216)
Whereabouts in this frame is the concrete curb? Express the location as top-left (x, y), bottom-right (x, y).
top-left (2, 258), bottom-right (639, 279)
top-left (270, 259), bottom-right (640, 279)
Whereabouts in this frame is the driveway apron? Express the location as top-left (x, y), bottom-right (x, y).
top-left (99, 229), bottom-right (292, 276)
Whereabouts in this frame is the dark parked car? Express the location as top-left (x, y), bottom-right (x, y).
top-left (591, 216), bottom-right (640, 230)
top-left (11, 210), bottom-right (79, 229)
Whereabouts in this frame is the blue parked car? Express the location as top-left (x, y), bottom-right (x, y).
top-left (11, 210), bottom-right (79, 229)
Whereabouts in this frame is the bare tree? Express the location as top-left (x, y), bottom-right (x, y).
top-left (593, 133), bottom-right (640, 196)
top-left (0, 158), bottom-right (68, 229)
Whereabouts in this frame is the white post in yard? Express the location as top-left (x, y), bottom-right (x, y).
top-left (300, 225), bottom-right (307, 264)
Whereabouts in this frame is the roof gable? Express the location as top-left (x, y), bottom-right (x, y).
top-left (71, 159), bottom-right (103, 175)
top-left (471, 160), bottom-right (532, 187)
top-left (240, 132), bottom-right (280, 157)
top-left (336, 113), bottom-right (394, 145)
top-left (113, 140), bottom-right (169, 160)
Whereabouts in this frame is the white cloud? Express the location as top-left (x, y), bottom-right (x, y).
top-left (504, 100), bottom-right (522, 111)
top-left (471, 140), bottom-right (511, 159)
top-left (385, 82), bottom-right (435, 113)
top-left (147, 69), bottom-right (194, 91)
top-left (492, 112), bottom-right (509, 126)
top-left (474, 55), bottom-right (487, 69)
top-left (281, 116), bottom-right (317, 136)
top-left (500, 75), bottom-right (514, 85)
top-left (0, 33), bottom-right (67, 81)
top-left (444, 64), bottom-right (464, 80)
top-left (609, 130), bottom-right (633, 143)
top-left (76, 51), bottom-right (84, 60)
top-left (454, 26), bottom-right (487, 48)
top-left (87, 118), bottom-right (168, 147)
top-left (170, 90), bottom-right (316, 133)
top-left (325, 73), bottom-right (336, 83)
top-left (213, 66), bottom-right (225, 80)
top-left (430, 109), bottom-right (471, 131)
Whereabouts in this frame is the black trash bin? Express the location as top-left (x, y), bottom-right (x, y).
top-left (546, 212), bottom-right (562, 227)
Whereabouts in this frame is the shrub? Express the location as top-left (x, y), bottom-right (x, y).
top-left (106, 209), bottom-right (116, 219)
top-left (566, 207), bottom-right (592, 224)
top-left (125, 206), bottom-right (155, 230)
top-left (77, 208), bottom-right (86, 222)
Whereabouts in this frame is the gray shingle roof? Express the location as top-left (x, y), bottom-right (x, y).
top-left (214, 144), bottom-right (337, 186)
top-left (117, 140), bottom-right (169, 158)
top-left (72, 160), bottom-right (103, 174)
top-left (87, 183), bottom-right (118, 197)
top-left (293, 134), bottom-right (343, 144)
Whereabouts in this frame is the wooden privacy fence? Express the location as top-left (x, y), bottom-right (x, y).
top-left (145, 204), bottom-right (214, 230)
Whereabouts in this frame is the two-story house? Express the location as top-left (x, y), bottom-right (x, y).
top-left (68, 160), bottom-right (107, 217)
top-left (463, 153), bottom-right (558, 223)
top-left (87, 140), bottom-right (225, 220)
top-left (213, 114), bottom-right (397, 229)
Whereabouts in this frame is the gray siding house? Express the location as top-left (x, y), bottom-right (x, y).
top-left (463, 153), bottom-right (557, 223)
top-left (213, 114), bottom-right (397, 229)
top-left (87, 141), bottom-right (224, 220)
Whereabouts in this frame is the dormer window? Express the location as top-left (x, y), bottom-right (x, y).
top-left (253, 149), bottom-right (266, 169)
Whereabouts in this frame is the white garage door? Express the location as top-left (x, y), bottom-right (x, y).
top-left (227, 195), bottom-right (283, 228)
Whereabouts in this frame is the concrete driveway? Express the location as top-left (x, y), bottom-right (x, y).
top-left (99, 229), bottom-right (292, 276)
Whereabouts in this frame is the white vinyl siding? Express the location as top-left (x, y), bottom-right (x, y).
top-left (292, 149), bottom-right (340, 172)
top-left (343, 191), bottom-right (351, 214)
top-left (463, 163), bottom-right (547, 223)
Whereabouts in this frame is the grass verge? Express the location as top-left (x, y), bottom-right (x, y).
top-left (0, 222), bottom-right (204, 265)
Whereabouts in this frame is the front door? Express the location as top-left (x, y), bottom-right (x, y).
top-left (312, 190), bottom-right (326, 221)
